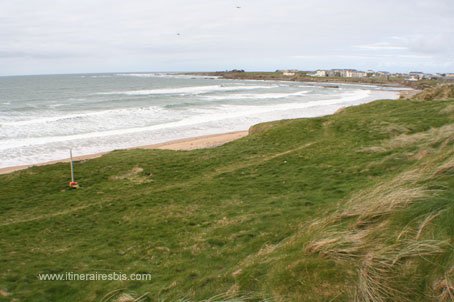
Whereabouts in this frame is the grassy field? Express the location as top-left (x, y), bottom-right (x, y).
top-left (0, 96), bottom-right (453, 301)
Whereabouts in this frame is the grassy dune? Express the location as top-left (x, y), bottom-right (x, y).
top-left (0, 97), bottom-right (453, 301)
top-left (413, 84), bottom-right (454, 101)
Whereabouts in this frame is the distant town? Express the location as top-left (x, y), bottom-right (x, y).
top-left (277, 69), bottom-right (454, 81)
top-left (223, 69), bottom-right (454, 82)
top-left (195, 69), bottom-right (454, 90)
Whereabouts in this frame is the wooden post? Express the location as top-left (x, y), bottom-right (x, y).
top-left (70, 149), bottom-right (75, 183)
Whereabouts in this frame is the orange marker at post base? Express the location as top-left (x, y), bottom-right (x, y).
top-left (68, 149), bottom-right (79, 189)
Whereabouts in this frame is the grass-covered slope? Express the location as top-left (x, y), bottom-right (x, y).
top-left (0, 98), bottom-right (453, 302)
top-left (413, 84), bottom-right (454, 101)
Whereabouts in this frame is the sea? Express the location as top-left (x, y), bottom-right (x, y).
top-left (0, 73), bottom-right (402, 168)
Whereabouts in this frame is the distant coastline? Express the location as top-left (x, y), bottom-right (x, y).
top-left (187, 71), bottom-right (422, 99)
top-left (186, 71), bottom-right (449, 90)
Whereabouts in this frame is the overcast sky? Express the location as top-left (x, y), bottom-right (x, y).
top-left (1, 0), bottom-right (453, 75)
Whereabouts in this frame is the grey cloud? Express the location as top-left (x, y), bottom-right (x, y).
top-left (0, 50), bottom-right (87, 59)
top-left (0, 0), bottom-right (453, 75)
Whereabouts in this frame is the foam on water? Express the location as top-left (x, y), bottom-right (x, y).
top-left (205, 90), bottom-right (309, 100)
top-left (0, 90), bottom-right (368, 149)
top-left (115, 73), bottom-right (220, 79)
top-left (0, 74), bottom-right (400, 168)
top-left (97, 85), bottom-right (278, 96)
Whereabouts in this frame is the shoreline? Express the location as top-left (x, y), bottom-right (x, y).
top-left (186, 71), bottom-right (445, 90)
top-left (0, 131), bottom-right (249, 175)
top-left (187, 72), bottom-right (420, 98)
top-left (187, 72), bottom-right (405, 86)
top-left (0, 78), bottom-right (414, 176)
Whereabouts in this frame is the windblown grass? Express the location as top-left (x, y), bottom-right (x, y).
top-left (302, 121), bottom-right (454, 301)
top-left (359, 124), bottom-right (454, 153)
top-left (412, 84), bottom-right (454, 101)
top-left (433, 266), bottom-right (454, 302)
top-left (0, 97), bottom-right (452, 301)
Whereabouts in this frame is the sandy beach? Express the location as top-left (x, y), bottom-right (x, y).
top-left (0, 74), bottom-right (411, 176)
top-left (0, 131), bottom-right (249, 175)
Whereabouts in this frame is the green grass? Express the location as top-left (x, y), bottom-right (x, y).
top-left (0, 98), bottom-right (453, 301)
